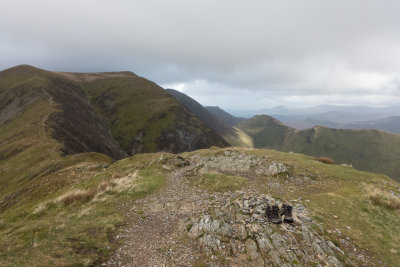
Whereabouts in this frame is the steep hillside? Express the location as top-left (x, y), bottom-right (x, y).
top-left (205, 106), bottom-right (245, 126)
top-left (238, 115), bottom-right (400, 181)
top-left (0, 65), bottom-right (127, 160)
top-left (166, 89), bottom-right (253, 148)
top-left (56, 71), bottom-right (228, 155)
top-left (165, 89), bottom-right (234, 136)
top-left (283, 127), bottom-right (400, 181)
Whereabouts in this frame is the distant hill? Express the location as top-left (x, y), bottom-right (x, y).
top-left (165, 89), bottom-right (234, 136)
top-left (237, 115), bottom-right (293, 149)
top-left (272, 110), bottom-right (391, 125)
top-left (343, 116), bottom-right (400, 134)
top-left (239, 104), bottom-right (400, 117)
top-left (238, 114), bottom-right (400, 181)
top-left (284, 116), bottom-right (400, 135)
top-left (233, 105), bottom-right (400, 126)
top-left (286, 118), bottom-right (342, 130)
top-left (166, 89), bottom-right (253, 148)
top-left (205, 106), bottom-right (245, 126)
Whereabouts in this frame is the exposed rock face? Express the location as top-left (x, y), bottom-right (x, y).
top-left (166, 89), bottom-right (236, 136)
top-left (156, 106), bottom-right (229, 154)
top-left (192, 150), bottom-right (293, 178)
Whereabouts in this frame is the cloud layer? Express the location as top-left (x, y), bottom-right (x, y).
top-left (1, 0), bottom-right (399, 110)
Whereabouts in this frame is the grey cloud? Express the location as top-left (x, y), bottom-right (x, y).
top-left (1, 0), bottom-right (400, 108)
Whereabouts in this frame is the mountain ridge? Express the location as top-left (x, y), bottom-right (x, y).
top-left (237, 114), bottom-right (400, 181)
top-left (0, 65), bottom-right (228, 157)
top-left (205, 106), bottom-right (246, 126)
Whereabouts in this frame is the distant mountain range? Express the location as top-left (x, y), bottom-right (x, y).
top-left (232, 104), bottom-right (400, 118)
top-left (285, 116), bottom-right (400, 135)
top-left (164, 91), bottom-right (400, 181)
top-left (230, 104), bottom-right (400, 135)
top-left (343, 116), bottom-right (400, 134)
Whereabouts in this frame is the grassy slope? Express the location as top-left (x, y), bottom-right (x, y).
top-left (238, 115), bottom-right (400, 181)
top-left (0, 65), bottom-right (127, 159)
top-left (282, 127), bottom-right (400, 181)
top-left (0, 149), bottom-right (167, 266)
top-left (81, 76), bottom-right (227, 154)
top-left (0, 100), bottom-right (58, 197)
top-left (81, 77), bottom-right (178, 153)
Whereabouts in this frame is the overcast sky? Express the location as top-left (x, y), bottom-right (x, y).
top-left (1, 0), bottom-right (400, 112)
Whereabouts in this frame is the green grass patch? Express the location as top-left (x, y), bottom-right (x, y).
top-left (0, 153), bottom-right (166, 266)
top-left (193, 173), bottom-right (248, 192)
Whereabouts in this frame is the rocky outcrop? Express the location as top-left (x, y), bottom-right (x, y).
top-left (191, 150), bottom-right (294, 178)
top-left (184, 194), bottom-right (347, 266)
top-left (155, 106), bottom-right (229, 154)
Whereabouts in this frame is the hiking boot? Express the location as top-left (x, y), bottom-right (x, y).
top-left (265, 204), bottom-right (273, 220)
top-left (278, 205), bottom-right (285, 216)
top-left (282, 204), bottom-right (293, 223)
top-left (270, 205), bottom-right (283, 224)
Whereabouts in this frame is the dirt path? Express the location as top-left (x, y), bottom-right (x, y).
top-left (40, 88), bottom-right (55, 137)
top-left (104, 164), bottom-right (216, 266)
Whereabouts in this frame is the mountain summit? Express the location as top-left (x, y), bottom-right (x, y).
top-left (0, 65), bottom-right (227, 159)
